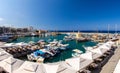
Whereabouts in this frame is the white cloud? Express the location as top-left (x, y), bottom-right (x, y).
top-left (0, 18), bottom-right (4, 21)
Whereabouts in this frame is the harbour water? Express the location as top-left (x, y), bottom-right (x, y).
top-left (11, 34), bottom-right (97, 63)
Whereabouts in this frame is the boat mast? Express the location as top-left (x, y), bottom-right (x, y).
top-left (77, 24), bottom-right (80, 33)
top-left (3, 26), bottom-right (5, 33)
top-left (96, 25), bottom-right (98, 40)
top-left (96, 25), bottom-right (98, 34)
top-left (73, 30), bottom-right (74, 34)
top-left (115, 24), bottom-right (117, 34)
top-left (108, 24), bottom-right (109, 39)
top-left (10, 24), bottom-right (12, 33)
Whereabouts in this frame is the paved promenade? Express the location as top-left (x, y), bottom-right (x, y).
top-left (100, 45), bottom-right (120, 73)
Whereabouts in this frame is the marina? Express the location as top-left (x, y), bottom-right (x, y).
top-left (0, 0), bottom-right (120, 73)
top-left (0, 35), bottom-right (119, 73)
top-left (0, 25), bottom-right (119, 72)
top-left (1, 34), bottom-right (97, 63)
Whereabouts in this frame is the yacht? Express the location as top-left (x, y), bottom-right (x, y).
top-left (31, 33), bottom-right (36, 37)
top-left (46, 40), bottom-right (69, 50)
top-left (76, 37), bottom-right (90, 42)
top-left (72, 49), bottom-right (83, 57)
top-left (83, 46), bottom-right (93, 51)
top-left (0, 33), bottom-right (17, 42)
top-left (27, 49), bottom-right (52, 62)
top-left (57, 40), bottom-right (69, 50)
top-left (75, 32), bottom-right (90, 42)
top-left (64, 34), bottom-right (75, 41)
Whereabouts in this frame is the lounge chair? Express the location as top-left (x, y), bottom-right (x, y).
top-left (87, 63), bottom-right (98, 70)
top-left (105, 51), bottom-right (111, 55)
top-left (94, 58), bottom-right (103, 63)
top-left (79, 69), bottom-right (91, 73)
top-left (100, 54), bottom-right (107, 59)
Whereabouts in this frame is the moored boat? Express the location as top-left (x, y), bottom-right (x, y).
top-left (75, 31), bottom-right (90, 42)
top-left (72, 49), bottom-right (83, 57)
top-left (64, 34), bottom-right (75, 41)
top-left (0, 33), bottom-right (17, 42)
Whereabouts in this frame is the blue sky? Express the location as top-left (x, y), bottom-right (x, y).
top-left (0, 0), bottom-right (120, 30)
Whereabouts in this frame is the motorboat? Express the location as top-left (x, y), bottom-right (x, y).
top-left (0, 33), bottom-right (17, 42)
top-left (75, 31), bottom-right (90, 42)
top-left (57, 41), bottom-right (69, 50)
top-left (27, 53), bottom-right (45, 63)
top-left (27, 49), bottom-right (52, 62)
top-left (72, 49), bottom-right (83, 57)
top-left (64, 34), bottom-right (75, 41)
top-left (31, 33), bottom-right (36, 37)
top-left (83, 46), bottom-right (93, 52)
top-left (27, 46), bottom-right (61, 62)
top-left (76, 37), bottom-right (90, 42)
top-left (46, 40), bottom-right (69, 50)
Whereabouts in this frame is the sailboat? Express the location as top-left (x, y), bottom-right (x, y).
top-left (111, 24), bottom-right (119, 41)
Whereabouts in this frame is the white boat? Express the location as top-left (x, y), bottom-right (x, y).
top-left (27, 54), bottom-right (44, 63)
top-left (58, 43), bottom-right (69, 50)
top-left (83, 46), bottom-right (93, 51)
top-left (31, 33), bottom-right (36, 37)
top-left (40, 49), bottom-right (55, 56)
top-left (37, 57), bottom-right (45, 63)
top-left (49, 39), bottom-right (58, 44)
top-left (57, 40), bottom-right (69, 50)
top-left (27, 49), bottom-right (53, 62)
top-left (46, 39), bottom-right (69, 51)
top-left (72, 49), bottom-right (83, 57)
top-left (0, 33), bottom-right (17, 42)
top-left (64, 34), bottom-right (75, 41)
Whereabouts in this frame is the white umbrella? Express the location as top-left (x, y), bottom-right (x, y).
top-left (97, 45), bottom-right (108, 54)
top-left (103, 41), bottom-right (115, 48)
top-left (15, 42), bottom-right (23, 46)
top-left (84, 47), bottom-right (93, 51)
top-left (65, 57), bottom-right (80, 71)
top-left (89, 48), bottom-right (103, 59)
top-left (107, 41), bottom-right (115, 45)
top-left (80, 52), bottom-right (93, 69)
top-left (4, 43), bottom-right (15, 47)
top-left (43, 64), bottom-right (59, 73)
top-left (13, 61), bottom-right (42, 73)
top-left (57, 61), bottom-right (77, 73)
top-left (0, 51), bottom-right (12, 61)
top-left (0, 42), bottom-right (6, 46)
top-left (104, 43), bottom-right (112, 48)
top-left (0, 57), bottom-right (24, 73)
top-left (65, 52), bottom-right (93, 71)
top-left (15, 42), bottom-right (29, 46)
top-left (99, 44), bottom-right (111, 51)
top-left (0, 48), bottom-right (4, 51)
